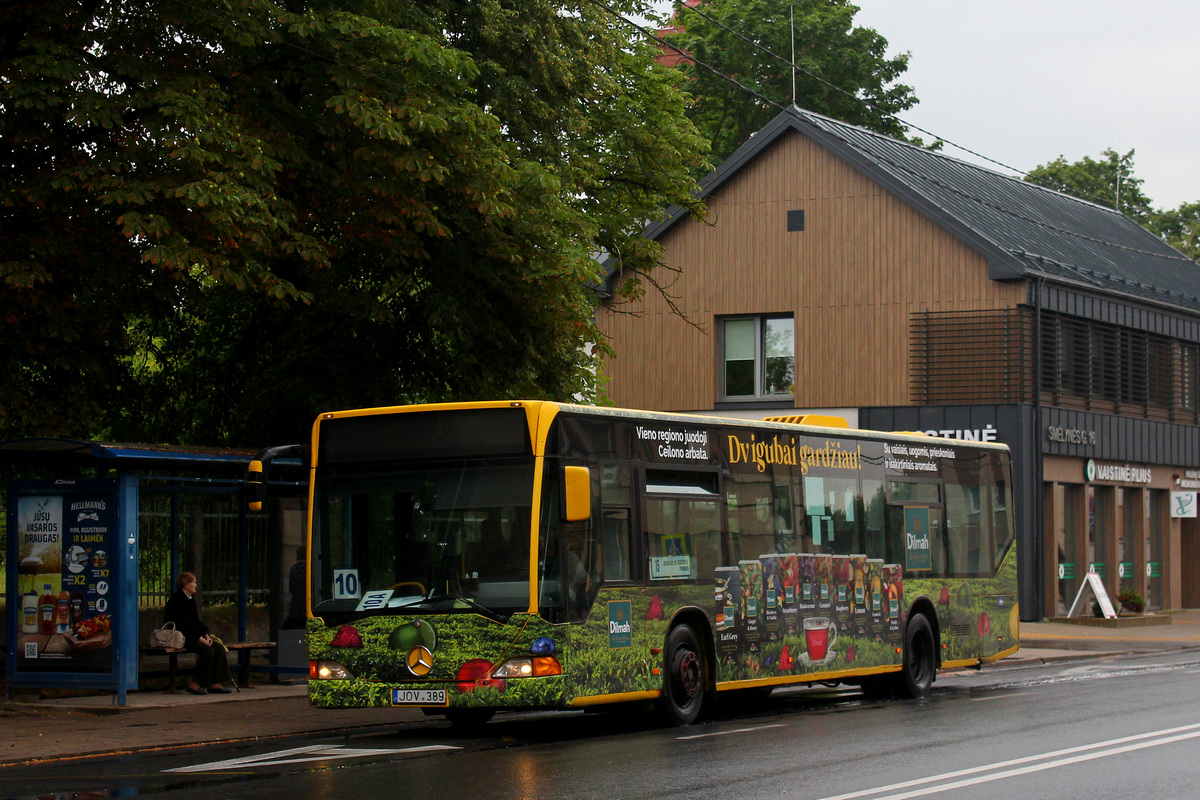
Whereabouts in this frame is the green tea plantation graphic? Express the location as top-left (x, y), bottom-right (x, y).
top-left (306, 546), bottom-right (1016, 709)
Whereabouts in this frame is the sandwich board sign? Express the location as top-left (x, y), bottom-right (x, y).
top-left (1067, 571), bottom-right (1117, 619)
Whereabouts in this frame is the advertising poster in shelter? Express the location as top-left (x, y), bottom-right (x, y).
top-left (12, 487), bottom-right (117, 673)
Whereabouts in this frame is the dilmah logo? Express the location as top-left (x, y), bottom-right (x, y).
top-left (608, 601), bottom-right (633, 649)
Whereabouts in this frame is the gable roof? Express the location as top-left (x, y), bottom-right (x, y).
top-left (646, 105), bottom-right (1200, 313)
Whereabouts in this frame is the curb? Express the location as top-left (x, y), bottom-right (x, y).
top-left (1043, 614), bottom-right (1174, 629)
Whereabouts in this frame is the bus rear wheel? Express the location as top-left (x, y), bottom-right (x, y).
top-left (662, 624), bottom-right (706, 726)
top-left (895, 613), bottom-right (936, 698)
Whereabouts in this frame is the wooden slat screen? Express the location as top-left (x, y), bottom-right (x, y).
top-left (910, 308), bottom-right (1035, 404)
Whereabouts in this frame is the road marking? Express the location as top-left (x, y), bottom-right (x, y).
top-left (1023, 634), bottom-right (1200, 643)
top-left (164, 744), bottom-right (460, 773)
top-left (677, 723), bottom-right (786, 741)
top-left (819, 722), bottom-right (1200, 800)
top-left (968, 692), bottom-right (1029, 701)
top-left (990, 661), bottom-right (1186, 691)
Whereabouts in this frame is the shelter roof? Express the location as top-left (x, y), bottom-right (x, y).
top-left (0, 438), bottom-right (256, 471)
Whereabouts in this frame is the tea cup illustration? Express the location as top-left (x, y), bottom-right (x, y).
top-left (803, 616), bottom-right (837, 662)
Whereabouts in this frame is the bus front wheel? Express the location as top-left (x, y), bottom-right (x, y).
top-left (896, 613), bottom-right (936, 698)
top-left (662, 624), bottom-right (706, 726)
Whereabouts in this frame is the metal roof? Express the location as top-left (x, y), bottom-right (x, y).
top-left (0, 438), bottom-right (255, 469)
top-left (645, 105), bottom-right (1200, 314)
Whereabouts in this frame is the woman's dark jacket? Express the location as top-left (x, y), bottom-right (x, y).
top-left (163, 589), bottom-right (209, 644)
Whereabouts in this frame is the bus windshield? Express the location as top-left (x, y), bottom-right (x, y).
top-left (310, 458), bottom-right (534, 621)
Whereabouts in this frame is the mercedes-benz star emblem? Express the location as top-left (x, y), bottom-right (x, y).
top-left (407, 646), bottom-right (434, 677)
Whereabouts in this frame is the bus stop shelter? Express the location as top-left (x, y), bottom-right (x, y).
top-left (3, 439), bottom-right (305, 705)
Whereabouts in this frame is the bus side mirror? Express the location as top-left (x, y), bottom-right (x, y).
top-left (247, 459), bottom-right (266, 512)
top-left (563, 466), bottom-right (591, 522)
top-left (245, 444), bottom-right (307, 512)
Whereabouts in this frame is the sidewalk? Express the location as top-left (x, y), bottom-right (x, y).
top-left (4, 611), bottom-right (1200, 766)
top-left (1017, 608), bottom-right (1200, 657)
top-left (0, 682), bottom-right (427, 765)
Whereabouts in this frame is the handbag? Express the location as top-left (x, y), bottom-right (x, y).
top-left (152, 621), bottom-right (185, 649)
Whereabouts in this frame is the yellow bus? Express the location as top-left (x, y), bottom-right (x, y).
top-left (288, 401), bottom-right (1017, 726)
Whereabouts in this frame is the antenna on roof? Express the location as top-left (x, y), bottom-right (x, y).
top-left (790, 5), bottom-right (796, 105)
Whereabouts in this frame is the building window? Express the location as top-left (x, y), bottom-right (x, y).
top-left (1039, 310), bottom-right (1178, 413)
top-left (720, 315), bottom-right (794, 400)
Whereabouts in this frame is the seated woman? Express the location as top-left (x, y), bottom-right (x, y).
top-left (163, 572), bottom-right (233, 695)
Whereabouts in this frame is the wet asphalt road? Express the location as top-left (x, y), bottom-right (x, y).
top-left (4, 650), bottom-right (1200, 800)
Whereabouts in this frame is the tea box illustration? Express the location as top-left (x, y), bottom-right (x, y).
top-left (830, 554), bottom-right (851, 638)
top-left (849, 555), bottom-right (867, 611)
top-left (867, 558), bottom-right (885, 642)
top-left (883, 563), bottom-right (903, 643)
top-left (737, 560), bottom-right (763, 654)
top-left (816, 553), bottom-right (834, 613)
top-left (848, 554), bottom-right (868, 636)
top-left (714, 566), bottom-right (741, 665)
top-left (760, 555), bottom-right (783, 643)
top-left (778, 554), bottom-right (800, 637)
top-left (796, 554), bottom-right (818, 614)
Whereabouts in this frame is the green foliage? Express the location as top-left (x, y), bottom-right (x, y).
top-left (566, 588), bottom-right (681, 696)
top-left (1025, 148), bottom-right (1155, 223)
top-left (1, 0), bottom-right (708, 445)
top-left (1026, 148), bottom-right (1200, 263)
top-left (665, 0), bottom-right (918, 165)
top-left (1151, 201), bottom-right (1200, 261)
top-left (306, 612), bottom-right (573, 709)
top-left (301, 551), bottom-right (1019, 714)
top-left (906, 547), bottom-right (1019, 662)
top-left (1117, 588), bottom-right (1145, 614)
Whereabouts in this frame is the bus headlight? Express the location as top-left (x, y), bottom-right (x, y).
top-left (310, 660), bottom-right (356, 680)
top-left (493, 656), bottom-right (562, 678)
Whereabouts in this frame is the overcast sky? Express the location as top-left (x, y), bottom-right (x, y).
top-left (649, 0), bottom-right (1200, 209)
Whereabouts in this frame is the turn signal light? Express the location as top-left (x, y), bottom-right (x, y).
top-left (310, 659), bottom-right (355, 680)
top-left (532, 656), bottom-right (562, 676)
top-left (493, 656), bottom-right (563, 678)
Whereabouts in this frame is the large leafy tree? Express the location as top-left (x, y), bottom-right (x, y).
top-left (1026, 149), bottom-right (1155, 224)
top-left (1154, 201), bottom-right (1200, 261)
top-left (1, 0), bottom-right (708, 445)
top-left (1026, 149), bottom-right (1199, 261)
top-left (664, 0), bottom-right (918, 164)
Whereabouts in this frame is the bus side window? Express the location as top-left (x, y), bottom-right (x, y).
top-left (601, 465), bottom-right (632, 582)
top-left (602, 509), bottom-right (630, 581)
top-left (644, 495), bottom-right (721, 582)
top-left (863, 480), bottom-right (886, 559)
top-left (563, 525), bottom-right (600, 620)
top-left (929, 507), bottom-right (946, 576)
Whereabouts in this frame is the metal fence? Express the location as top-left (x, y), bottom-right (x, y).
top-left (138, 491), bottom-right (272, 609)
